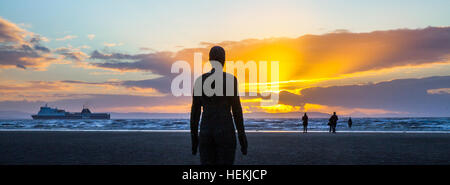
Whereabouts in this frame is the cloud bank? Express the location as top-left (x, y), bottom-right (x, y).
top-left (0, 17), bottom-right (55, 70)
top-left (87, 26), bottom-right (450, 94)
top-left (89, 27), bottom-right (450, 77)
top-left (278, 76), bottom-right (450, 116)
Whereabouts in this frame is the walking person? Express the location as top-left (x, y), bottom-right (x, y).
top-left (348, 117), bottom-right (352, 128)
top-left (329, 112), bottom-right (338, 133)
top-left (302, 113), bottom-right (308, 133)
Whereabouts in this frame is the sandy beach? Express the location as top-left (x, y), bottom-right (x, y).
top-left (0, 131), bottom-right (449, 165)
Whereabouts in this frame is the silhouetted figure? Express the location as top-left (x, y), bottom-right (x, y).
top-left (302, 113), bottom-right (308, 133)
top-left (328, 121), bottom-right (332, 132)
top-left (190, 46), bottom-right (248, 165)
top-left (348, 117), bottom-right (352, 128)
top-left (329, 112), bottom-right (338, 133)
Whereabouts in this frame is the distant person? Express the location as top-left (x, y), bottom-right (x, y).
top-left (302, 113), bottom-right (308, 133)
top-left (190, 46), bottom-right (248, 165)
top-left (328, 121), bottom-right (332, 132)
top-left (348, 117), bottom-right (352, 128)
top-left (329, 112), bottom-right (338, 133)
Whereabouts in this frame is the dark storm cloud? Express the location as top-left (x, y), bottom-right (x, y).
top-left (61, 77), bottom-right (173, 94)
top-left (87, 49), bottom-right (177, 93)
top-left (121, 76), bottom-right (174, 93)
top-left (279, 76), bottom-right (450, 116)
top-left (33, 45), bottom-right (50, 53)
top-left (0, 45), bottom-right (56, 69)
top-left (90, 50), bottom-right (174, 75)
top-left (55, 48), bottom-right (88, 61)
top-left (15, 64), bottom-right (26, 69)
top-left (60, 80), bottom-right (119, 86)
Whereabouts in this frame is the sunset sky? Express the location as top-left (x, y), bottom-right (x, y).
top-left (1, 0), bottom-right (450, 117)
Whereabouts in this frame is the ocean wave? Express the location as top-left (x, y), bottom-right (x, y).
top-left (0, 118), bottom-right (449, 131)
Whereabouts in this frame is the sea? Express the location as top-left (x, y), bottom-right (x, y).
top-left (1, 118), bottom-right (450, 132)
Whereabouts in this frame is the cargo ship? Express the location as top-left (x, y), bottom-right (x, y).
top-left (31, 104), bottom-right (110, 119)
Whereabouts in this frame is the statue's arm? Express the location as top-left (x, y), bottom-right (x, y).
top-left (190, 80), bottom-right (202, 155)
top-left (231, 77), bottom-right (247, 155)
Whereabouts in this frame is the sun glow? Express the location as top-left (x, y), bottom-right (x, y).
top-left (259, 104), bottom-right (302, 113)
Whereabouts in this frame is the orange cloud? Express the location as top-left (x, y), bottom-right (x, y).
top-left (240, 102), bottom-right (404, 116)
top-left (302, 103), bottom-right (405, 116)
top-left (0, 80), bottom-right (165, 101)
top-left (55, 35), bottom-right (77, 41)
top-left (208, 27), bottom-right (450, 82)
top-left (0, 17), bottom-right (60, 70)
top-left (0, 16), bottom-right (29, 43)
top-left (103, 42), bottom-right (123, 47)
top-left (101, 104), bottom-right (190, 113)
top-left (427, 88), bottom-right (450, 94)
top-left (257, 104), bottom-right (302, 113)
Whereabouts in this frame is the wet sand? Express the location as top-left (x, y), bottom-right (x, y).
top-left (0, 131), bottom-right (449, 165)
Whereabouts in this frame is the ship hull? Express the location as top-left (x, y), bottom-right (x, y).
top-left (32, 105), bottom-right (110, 120)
